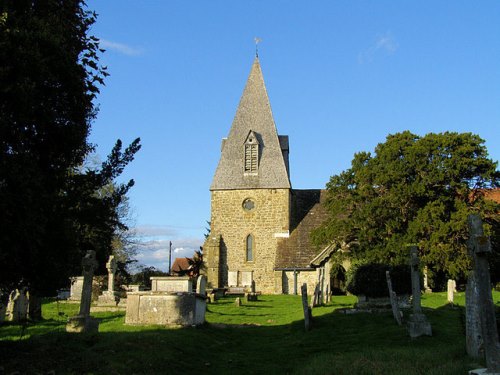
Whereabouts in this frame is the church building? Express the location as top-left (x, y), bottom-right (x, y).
top-left (204, 57), bottom-right (336, 295)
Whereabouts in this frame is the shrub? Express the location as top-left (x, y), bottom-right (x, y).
top-left (346, 263), bottom-right (412, 298)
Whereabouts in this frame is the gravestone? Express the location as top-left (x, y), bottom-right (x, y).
top-left (310, 283), bottom-right (321, 307)
top-left (235, 297), bottom-right (242, 306)
top-left (407, 246), bottom-right (432, 338)
top-left (466, 272), bottom-right (483, 358)
top-left (97, 255), bottom-right (120, 306)
top-left (197, 275), bottom-right (207, 296)
top-left (447, 279), bottom-right (456, 304)
top-left (241, 271), bottom-right (253, 287)
top-left (69, 276), bottom-right (84, 301)
top-left (66, 250), bottom-right (99, 333)
top-left (5, 288), bottom-right (28, 322)
top-left (386, 271), bottom-right (402, 326)
top-left (246, 280), bottom-right (258, 301)
top-left (301, 283), bottom-right (312, 331)
top-left (466, 214), bottom-right (500, 373)
top-left (228, 271), bottom-right (238, 287)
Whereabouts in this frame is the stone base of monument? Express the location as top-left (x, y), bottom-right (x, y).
top-left (66, 315), bottom-right (99, 333)
top-left (125, 291), bottom-right (206, 326)
top-left (97, 291), bottom-right (120, 306)
top-left (407, 313), bottom-right (432, 338)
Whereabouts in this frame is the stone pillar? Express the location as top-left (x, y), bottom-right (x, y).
top-left (106, 255), bottom-right (117, 292)
top-left (66, 250), bottom-right (99, 333)
top-left (407, 246), bottom-right (432, 338)
top-left (204, 235), bottom-right (222, 288)
top-left (466, 214), bottom-right (500, 373)
top-left (423, 266), bottom-right (432, 293)
top-left (447, 279), bottom-right (456, 304)
top-left (301, 283), bottom-right (312, 331)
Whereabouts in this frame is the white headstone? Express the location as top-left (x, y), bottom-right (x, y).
top-left (241, 271), bottom-right (253, 287)
top-left (228, 271), bottom-right (238, 287)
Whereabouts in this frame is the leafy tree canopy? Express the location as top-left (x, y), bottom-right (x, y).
top-left (313, 131), bottom-right (500, 279)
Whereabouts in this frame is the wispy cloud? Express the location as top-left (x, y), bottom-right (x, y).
top-left (99, 38), bottom-right (143, 56)
top-left (359, 32), bottom-right (398, 64)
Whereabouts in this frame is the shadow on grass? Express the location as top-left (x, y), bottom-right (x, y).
top-left (1, 295), bottom-right (494, 375)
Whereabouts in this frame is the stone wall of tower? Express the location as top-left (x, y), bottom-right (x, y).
top-left (209, 188), bottom-right (290, 294)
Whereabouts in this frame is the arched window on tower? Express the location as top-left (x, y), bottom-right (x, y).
top-left (246, 234), bottom-right (254, 262)
top-left (244, 130), bottom-right (259, 174)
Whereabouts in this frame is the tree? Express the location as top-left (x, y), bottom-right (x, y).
top-left (313, 131), bottom-right (500, 280)
top-left (0, 0), bottom-right (140, 299)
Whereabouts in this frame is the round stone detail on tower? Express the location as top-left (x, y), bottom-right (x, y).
top-left (242, 198), bottom-right (255, 211)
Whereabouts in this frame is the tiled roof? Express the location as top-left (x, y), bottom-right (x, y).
top-left (275, 189), bottom-right (330, 269)
top-left (211, 57), bottom-right (291, 190)
top-left (171, 257), bottom-right (191, 274)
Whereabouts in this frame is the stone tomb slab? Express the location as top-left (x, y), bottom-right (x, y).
top-left (150, 276), bottom-right (193, 292)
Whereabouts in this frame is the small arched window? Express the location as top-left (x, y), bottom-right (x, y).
top-left (246, 234), bottom-right (254, 262)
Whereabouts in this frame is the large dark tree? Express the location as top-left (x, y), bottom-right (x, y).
top-left (313, 131), bottom-right (500, 280)
top-left (0, 0), bottom-right (140, 297)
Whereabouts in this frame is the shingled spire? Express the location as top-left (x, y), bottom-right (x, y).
top-left (211, 57), bottom-right (291, 190)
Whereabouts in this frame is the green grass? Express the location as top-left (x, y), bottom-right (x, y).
top-left (0, 292), bottom-right (498, 374)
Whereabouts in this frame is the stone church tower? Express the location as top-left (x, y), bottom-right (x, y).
top-left (205, 57), bottom-right (333, 295)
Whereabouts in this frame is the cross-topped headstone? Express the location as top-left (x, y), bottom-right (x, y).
top-left (79, 250), bottom-right (98, 316)
top-left (66, 250), bottom-right (99, 333)
top-left (466, 214), bottom-right (500, 373)
top-left (106, 255), bottom-right (117, 293)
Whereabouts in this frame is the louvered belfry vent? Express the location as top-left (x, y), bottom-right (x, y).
top-left (244, 131), bottom-right (259, 174)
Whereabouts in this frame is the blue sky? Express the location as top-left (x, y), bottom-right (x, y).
top-left (86, 1), bottom-right (500, 271)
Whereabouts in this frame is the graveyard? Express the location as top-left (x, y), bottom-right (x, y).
top-left (0, 291), bottom-right (498, 374)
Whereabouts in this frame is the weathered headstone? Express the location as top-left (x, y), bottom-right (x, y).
top-left (228, 271), bottom-right (238, 287)
top-left (301, 283), bottom-right (312, 331)
top-left (246, 280), bottom-right (258, 301)
top-left (235, 297), bottom-right (242, 306)
top-left (407, 246), bottom-right (432, 338)
top-left (69, 276), bottom-right (84, 301)
top-left (97, 255), bottom-right (120, 306)
top-left (197, 275), bottom-right (207, 296)
top-left (447, 279), bottom-right (456, 304)
top-left (5, 288), bottom-right (28, 322)
top-left (466, 214), bottom-right (500, 373)
top-left (386, 271), bottom-right (402, 326)
top-left (310, 283), bottom-right (321, 307)
top-left (466, 272), bottom-right (483, 358)
top-left (66, 250), bottom-right (99, 333)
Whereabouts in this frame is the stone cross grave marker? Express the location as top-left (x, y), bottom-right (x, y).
top-left (386, 271), bottom-right (402, 326)
top-left (66, 250), bottom-right (99, 333)
top-left (466, 214), bottom-right (500, 373)
top-left (106, 255), bottom-right (117, 293)
top-left (301, 283), bottom-right (312, 331)
top-left (407, 246), bottom-right (432, 338)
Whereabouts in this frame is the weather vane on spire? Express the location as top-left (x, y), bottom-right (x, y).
top-left (254, 37), bottom-right (262, 57)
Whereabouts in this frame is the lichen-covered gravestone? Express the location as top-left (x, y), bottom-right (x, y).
top-left (466, 214), bottom-right (500, 374)
top-left (407, 246), bottom-right (432, 338)
top-left (447, 279), bottom-right (456, 304)
top-left (66, 250), bottom-right (99, 333)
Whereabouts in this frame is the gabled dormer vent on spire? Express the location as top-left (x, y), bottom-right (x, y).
top-left (244, 130), bottom-right (259, 174)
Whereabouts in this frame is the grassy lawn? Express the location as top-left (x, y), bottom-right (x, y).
top-left (0, 292), bottom-right (498, 374)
